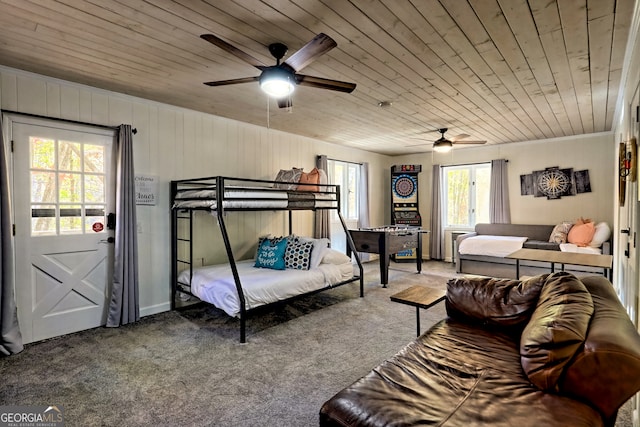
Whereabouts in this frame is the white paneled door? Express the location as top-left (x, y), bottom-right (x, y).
top-left (9, 115), bottom-right (116, 343)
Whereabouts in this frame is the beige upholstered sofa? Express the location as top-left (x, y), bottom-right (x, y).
top-left (455, 223), bottom-right (611, 279)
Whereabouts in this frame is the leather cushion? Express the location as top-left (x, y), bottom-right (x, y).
top-left (446, 275), bottom-right (547, 328)
top-left (520, 272), bottom-right (594, 391)
top-left (559, 275), bottom-right (640, 420)
top-left (319, 318), bottom-right (604, 427)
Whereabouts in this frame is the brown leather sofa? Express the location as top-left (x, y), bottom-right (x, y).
top-left (319, 273), bottom-right (640, 427)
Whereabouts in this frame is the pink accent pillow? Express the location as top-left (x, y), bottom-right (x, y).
top-left (567, 221), bottom-right (596, 247)
top-left (298, 167), bottom-right (320, 192)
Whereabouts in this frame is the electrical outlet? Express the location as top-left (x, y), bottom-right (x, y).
top-left (137, 222), bottom-right (142, 233)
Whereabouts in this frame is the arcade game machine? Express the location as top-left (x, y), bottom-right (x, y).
top-left (391, 164), bottom-right (422, 261)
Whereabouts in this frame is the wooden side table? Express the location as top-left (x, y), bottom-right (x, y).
top-left (390, 286), bottom-right (446, 336)
top-left (506, 248), bottom-right (613, 279)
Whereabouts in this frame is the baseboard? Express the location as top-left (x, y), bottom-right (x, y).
top-left (140, 302), bottom-right (171, 317)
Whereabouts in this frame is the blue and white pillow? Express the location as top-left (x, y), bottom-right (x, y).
top-left (285, 237), bottom-right (314, 270)
top-left (254, 236), bottom-right (288, 270)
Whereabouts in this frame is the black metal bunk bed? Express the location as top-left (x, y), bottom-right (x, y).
top-left (170, 175), bottom-right (364, 343)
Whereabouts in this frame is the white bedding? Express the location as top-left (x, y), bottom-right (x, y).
top-left (458, 235), bottom-right (528, 257)
top-left (173, 199), bottom-right (290, 209)
top-left (177, 256), bottom-right (354, 317)
top-left (172, 186), bottom-right (336, 209)
top-left (173, 187), bottom-right (289, 209)
top-left (559, 243), bottom-right (602, 255)
top-left (175, 188), bottom-right (288, 200)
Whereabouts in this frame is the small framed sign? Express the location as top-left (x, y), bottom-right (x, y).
top-left (135, 174), bottom-right (158, 206)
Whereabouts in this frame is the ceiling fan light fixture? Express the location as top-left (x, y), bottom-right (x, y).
top-left (433, 140), bottom-right (453, 153)
top-left (259, 68), bottom-right (295, 98)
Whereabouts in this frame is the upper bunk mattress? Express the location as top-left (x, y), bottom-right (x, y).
top-left (172, 186), bottom-right (336, 209)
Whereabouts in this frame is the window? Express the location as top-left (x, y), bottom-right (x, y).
top-left (30, 136), bottom-right (108, 236)
top-left (326, 159), bottom-right (360, 253)
top-left (327, 159), bottom-right (360, 220)
top-left (443, 163), bottom-right (491, 228)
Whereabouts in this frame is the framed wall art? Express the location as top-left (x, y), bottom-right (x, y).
top-left (520, 166), bottom-right (591, 200)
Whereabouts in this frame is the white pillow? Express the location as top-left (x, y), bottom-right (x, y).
top-left (321, 248), bottom-right (351, 265)
top-left (297, 236), bottom-right (330, 269)
top-left (589, 222), bottom-right (611, 248)
top-left (560, 243), bottom-right (602, 255)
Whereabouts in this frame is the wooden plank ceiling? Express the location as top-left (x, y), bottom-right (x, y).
top-left (0, 0), bottom-right (634, 155)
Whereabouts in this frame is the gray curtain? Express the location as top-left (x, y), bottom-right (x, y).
top-left (314, 155), bottom-right (330, 239)
top-left (107, 125), bottom-right (140, 327)
top-left (490, 159), bottom-right (511, 224)
top-left (429, 164), bottom-right (444, 260)
top-left (0, 116), bottom-right (23, 356)
top-left (357, 162), bottom-right (371, 262)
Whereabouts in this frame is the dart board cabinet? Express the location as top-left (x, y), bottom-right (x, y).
top-left (391, 164), bottom-right (422, 261)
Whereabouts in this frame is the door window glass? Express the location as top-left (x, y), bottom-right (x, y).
top-left (29, 136), bottom-right (107, 235)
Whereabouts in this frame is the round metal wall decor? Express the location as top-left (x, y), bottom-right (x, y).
top-left (537, 169), bottom-right (571, 198)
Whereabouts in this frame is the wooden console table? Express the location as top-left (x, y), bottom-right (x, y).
top-left (506, 248), bottom-right (613, 279)
top-left (390, 286), bottom-right (446, 336)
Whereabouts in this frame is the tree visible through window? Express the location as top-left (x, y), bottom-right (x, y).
top-left (327, 159), bottom-right (360, 221)
top-left (30, 136), bottom-right (107, 235)
top-left (327, 159), bottom-right (360, 253)
top-left (443, 163), bottom-right (490, 228)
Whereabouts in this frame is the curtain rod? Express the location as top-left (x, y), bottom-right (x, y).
top-left (1, 110), bottom-right (137, 134)
top-left (440, 159), bottom-right (508, 167)
top-left (326, 157), bottom-right (363, 165)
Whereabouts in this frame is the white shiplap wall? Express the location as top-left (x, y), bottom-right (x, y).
top-left (0, 66), bottom-right (389, 317)
top-left (0, 65), bottom-right (620, 319)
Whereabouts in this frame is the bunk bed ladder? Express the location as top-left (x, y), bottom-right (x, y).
top-left (215, 176), bottom-right (249, 343)
top-left (171, 180), bottom-right (195, 310)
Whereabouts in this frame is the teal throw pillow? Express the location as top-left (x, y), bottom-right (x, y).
top-left (255, 237), bottom-right (288, 270)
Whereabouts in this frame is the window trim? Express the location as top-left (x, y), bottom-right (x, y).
top-left (442, 162), bottom-right (491, 229)
top-left (328, 159), bottom-right (360, 221)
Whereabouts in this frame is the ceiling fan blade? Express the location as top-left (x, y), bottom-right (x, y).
top-left (201, 34), bottom-right (266, 69)
top-left (296, 74), bottom-right (356, 93)
top-left (277, 97), bottom-right (293, 109)
top-left (284, 33), bottom-right (337, 72)
top-left (203, 76), bottom-right (260, 87)
top-left (454, 140), bottom-right (486, 145)
top-left (451, 133), bottom-right (470, 141)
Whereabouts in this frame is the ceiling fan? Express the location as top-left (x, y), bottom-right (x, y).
top-left (432, 128), bottom-right (487, 152)
top-left (410, 128), bottom-right (486, 152)
top-left (200, 33), bottom-right (357, 108)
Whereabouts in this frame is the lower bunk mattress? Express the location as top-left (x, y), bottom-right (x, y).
top-left (177, 255), bottom-right (354, 317)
